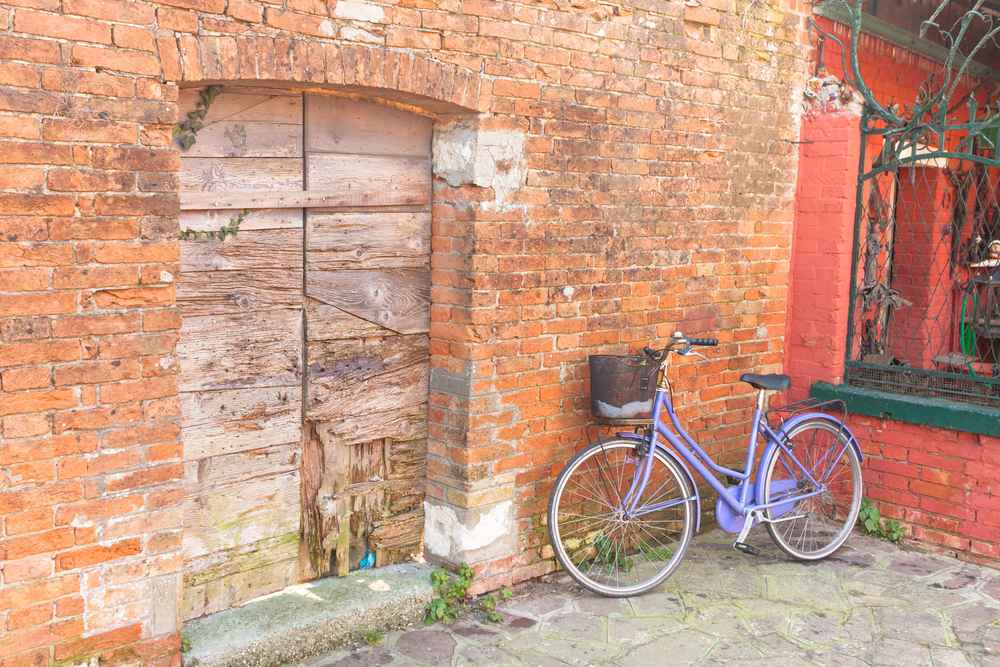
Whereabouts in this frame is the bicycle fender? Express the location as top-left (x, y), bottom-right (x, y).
top-left (615, 431), bottom-right (702, 534)
top-left (753, 412), bottom-right (863, 505)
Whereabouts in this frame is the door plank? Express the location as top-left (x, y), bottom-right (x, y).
top-left (369, 508), bottom-right (423, 564)
top-left (312, 405), bottom-right (427, 447)
top-left (306, 336), bottom-right (428, 444)
top-left (305, 95), bottom-right (431, 157)
top-left (181, 387), bottom-right (301, 460)
top-left (178, 310), bottom-right (302, 391)
top-left (183, 121), bottom-right (303, 158)
top-left (386, 438), bottom-right (427, 481)
top-left (305, 154), bottom-right (429, 206)
top-left (181, 157), bottom-right (303, 193)
top-left (306, 298), bottom-right (388, 341)
top-left (179, 89), bottom-right (302, 124)
top-left (178, 269), bottom-right (302, 316)
top-left (307, 211), bottom-right (430, 270)
top-left (182, 534), bottom-right (298, 620)
top-left (183, 471), bottom-right (300, 559)
top-left (182, 229), bottom-right (302, 273)
top-left (179, 189), bottom-right (425, 211)
top-left (307, 269), bottom-right (430, 334)
top-left (185, 443), bottom-right (299, 490)
top-left (181, 208), bottom-right (303, 232)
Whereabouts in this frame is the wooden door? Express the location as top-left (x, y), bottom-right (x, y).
top-left (300, 95), bottom-right (432, 578)
top-left (177, 88), bottom-right (431, 618)
top-left (178, 88), bottom-right (304, 619)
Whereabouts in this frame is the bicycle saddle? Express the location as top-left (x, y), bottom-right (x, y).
top-left (739, 373), bottom-right (790, 391)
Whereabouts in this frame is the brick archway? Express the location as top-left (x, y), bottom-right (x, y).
top-left (162, 36), bottom-right (487, 115)
top-left (167, 36), bottom-right (525, 614)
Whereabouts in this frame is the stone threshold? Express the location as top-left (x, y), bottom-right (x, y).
top-left (182, 563), bottom-right (434, 667)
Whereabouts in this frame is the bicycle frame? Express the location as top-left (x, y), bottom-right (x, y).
top-left (619, 378), bottom-right (859, 532)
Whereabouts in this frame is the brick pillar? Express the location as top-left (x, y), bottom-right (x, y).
top-left (785, 111), bottom-right (862, 400)
top-left (423, 116), bottom-right (526, 588)
top-left (888, 168), bottom-right (954, 368)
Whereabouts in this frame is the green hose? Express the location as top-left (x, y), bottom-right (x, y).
top-left (961, 291), bottom-right (978, 377)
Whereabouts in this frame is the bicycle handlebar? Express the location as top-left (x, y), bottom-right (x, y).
top-left (643, 333), bottom-right (718, 361)
top-left (687, 337), bottom-right (718, 347)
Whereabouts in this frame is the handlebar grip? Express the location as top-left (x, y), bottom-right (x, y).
top-left (688, 337), bottom-right (719, 347)
top-left (642, 346), bottom-right (660, 359)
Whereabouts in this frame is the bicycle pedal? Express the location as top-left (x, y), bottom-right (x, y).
top-left (733, 542), bottom-right (760, 556)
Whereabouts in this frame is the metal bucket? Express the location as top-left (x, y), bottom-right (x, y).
top-left (588, 355), bottom-right (658, 422)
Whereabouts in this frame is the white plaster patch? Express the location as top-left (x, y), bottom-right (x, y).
top-left (476, 129), bottom-right (526, 210)
top-left (433, 121), bottom-right (477, 187)
top-left (424, 500), bottom-right (513, 559)
top-left (334, 0), bottom-right (385, 23)
top-left (339, 25), bottom-right (383, 44)
top-left (319, 19), bottom-right (335, 36)
top-left (432, 119), bottom-right (526, 211)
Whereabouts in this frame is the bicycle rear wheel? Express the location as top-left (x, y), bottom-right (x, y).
top-left (547, 439), bottom-right (695, 597)
top-left (762, 419), bottom-right (862, 560)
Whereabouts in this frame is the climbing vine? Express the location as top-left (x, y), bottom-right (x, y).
top-left (179, 209), bottom-right (248, 241)
top-left (173, 85), bottom-right (222, 151)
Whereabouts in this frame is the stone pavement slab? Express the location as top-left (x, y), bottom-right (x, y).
top-left (302, 529), bottom-right (1000, 667)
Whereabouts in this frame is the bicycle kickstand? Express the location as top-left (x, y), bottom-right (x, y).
top-left (732, 511), bottom-right (761, 556)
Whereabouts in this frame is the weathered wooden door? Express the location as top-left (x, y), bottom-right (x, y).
top-left (299, 95), bottom-right (432, 578)
top-left (177, 87), bottom-right (431, 619)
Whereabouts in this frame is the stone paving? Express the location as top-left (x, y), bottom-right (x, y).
top-left (303, 529), bottom-right (1000, 667)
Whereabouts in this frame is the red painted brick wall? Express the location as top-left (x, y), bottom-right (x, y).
top-left (851, 415), bottom-right (1000, 562)
top-left (785, 110), bottom-right (859, 397)
top-left (889, 168), bottom-right (955, 369)
top-left (787, 18), bottom-right (1000, 565)
top-left (0, 0), bottom-right (814, 663)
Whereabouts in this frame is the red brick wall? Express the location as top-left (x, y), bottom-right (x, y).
top-left (785, 110), bottom-right (859, 397)
top-left (851, 415), bottom-right (1000, 562)
top-left (787, 19), bottom-right (1000, 565)
top-left (0, 0), bottom-right (813, 663)
top-left (888, 168), bottom-right (955, 368)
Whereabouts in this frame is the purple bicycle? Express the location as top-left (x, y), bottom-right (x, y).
top-left (547, 331), bottom-right (864, 597)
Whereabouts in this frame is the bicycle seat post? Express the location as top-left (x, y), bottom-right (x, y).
top-left (756, 389), bottom-right (769, 413)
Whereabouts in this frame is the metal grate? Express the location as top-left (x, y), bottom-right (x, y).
top-left (846, 157), bottom-right (1000, 408)
top-left (833, 0), bottom-right (1000, 408)
top-left (847, 362), bottom-right (1000, 407)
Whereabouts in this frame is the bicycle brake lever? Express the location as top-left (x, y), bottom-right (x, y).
top-left (679, 350), bottom-right (708, 362)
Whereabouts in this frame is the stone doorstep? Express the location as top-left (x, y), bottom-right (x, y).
top-left (182, 563), bottom-right (435, 667)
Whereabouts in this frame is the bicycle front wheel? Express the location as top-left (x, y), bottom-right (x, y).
top-left (547, 439), bottom-right (695, 597)
top-left (762, 418), bottom-right (862, 560)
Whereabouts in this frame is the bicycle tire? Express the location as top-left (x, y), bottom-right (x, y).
top-left (547, 439), bottom-right (696, 597)
top-left (762, 418), bottom-right (863, 560)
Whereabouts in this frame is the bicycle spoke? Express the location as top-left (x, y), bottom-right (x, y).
top-left (765, 421), bottom-right (861, 560)
top-left (551, 442), bottom-right (692, 594)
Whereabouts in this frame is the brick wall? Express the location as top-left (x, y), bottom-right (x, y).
top-left (0, 0), bottom-right (812, 663)
top-left (784, 109), bottom-right (858, 395)
top-left (851, 416), bottom-right (1000, 562)
top-left (787, 18), bottom-right (1000, 565)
